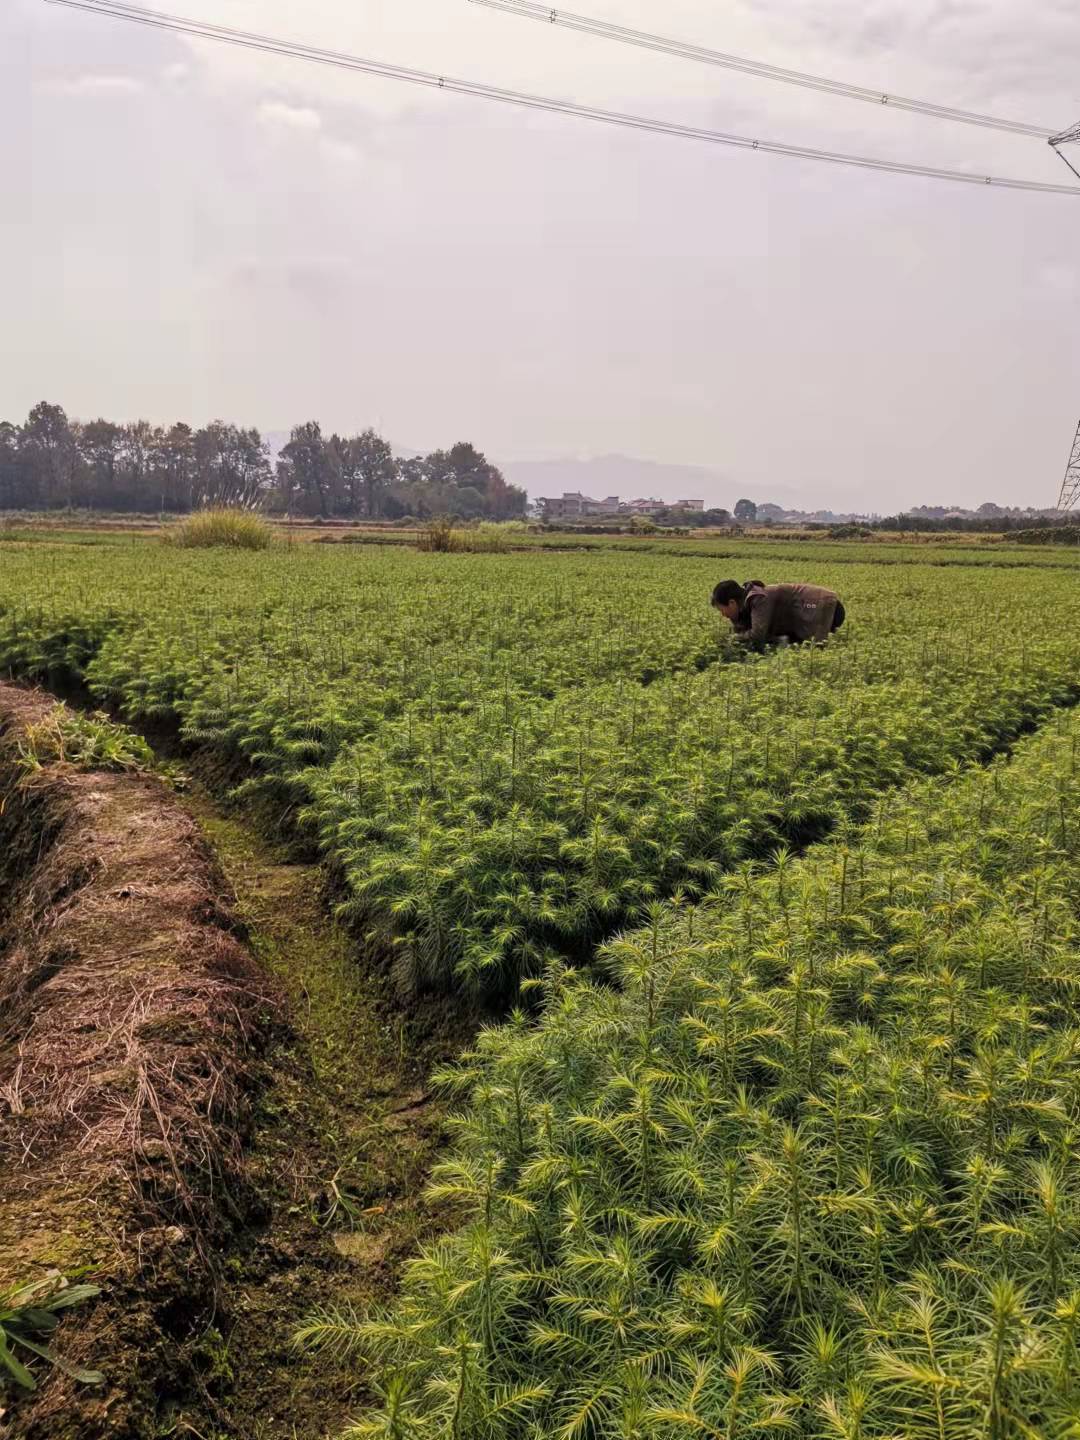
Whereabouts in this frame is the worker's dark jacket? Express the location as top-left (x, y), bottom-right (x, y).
top-left (734, 582), bottom-right (843, 648)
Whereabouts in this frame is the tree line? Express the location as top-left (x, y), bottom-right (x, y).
top-left (0, 402), bottom-right (527, 521)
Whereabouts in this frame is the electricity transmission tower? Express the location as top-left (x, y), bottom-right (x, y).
top-left (1050, 127), bottom-right (1079, 509)
top-left (1059, 420), bottom-right (1080, 513)
top-left (1050, 121), bottom-right (1080, 180)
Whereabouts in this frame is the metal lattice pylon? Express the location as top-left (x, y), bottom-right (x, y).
top-left (1059, 419), bottom-right (1080, 512)
top-left (1050, 120), bottom-right (1080, 181)
top-left (1049, 124), bottom-right (1079, 510)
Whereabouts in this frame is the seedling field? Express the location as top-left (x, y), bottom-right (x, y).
top-left (1, 533), bottom-right (1080, 1436)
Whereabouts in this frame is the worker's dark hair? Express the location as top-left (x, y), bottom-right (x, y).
top-left (711, 580), bottom-right (745, 609)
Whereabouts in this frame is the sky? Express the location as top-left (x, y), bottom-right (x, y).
top-left (4, 0), bottom-right (1079, 512)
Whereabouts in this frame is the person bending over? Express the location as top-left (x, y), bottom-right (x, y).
top-left (711, 578), bottom-right (845, 650)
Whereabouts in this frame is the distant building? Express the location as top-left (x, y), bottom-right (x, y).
top-left (538, 492), bottom-right (622, 519)
top-left (538, 492), bottom-right (704, 520)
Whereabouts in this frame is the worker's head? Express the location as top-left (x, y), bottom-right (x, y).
top-left (711, 579), bottom-right (745, 621)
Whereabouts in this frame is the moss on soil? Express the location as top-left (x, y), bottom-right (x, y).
top-left (166, 785), bottom-right (472, 1440)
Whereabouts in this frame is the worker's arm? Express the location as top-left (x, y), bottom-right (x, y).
top-left (812, 596), bottom-right (839, 641)
top-left (747, 591), bottom-right (774, 650)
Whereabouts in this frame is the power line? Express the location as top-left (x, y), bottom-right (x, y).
top-left (44, 0), bottom-right (1080, 196)
top-left (468, 0), bottom-right (1055, 140)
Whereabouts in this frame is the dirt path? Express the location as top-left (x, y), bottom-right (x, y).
top-left (169, 784), bottom-right (468, 1440)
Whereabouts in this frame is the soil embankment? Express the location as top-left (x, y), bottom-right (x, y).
top-left (0, 686), bottom-right (463, 1439)
top-left (0, 685), bottom-right (275, 1439)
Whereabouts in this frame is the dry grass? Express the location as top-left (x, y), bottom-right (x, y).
top-left (0, 684), bottom-right (277, 1436)
top-left (416, 518), bottom-right (526, 553)
top-left (169, 508), bottom-right (273, 550)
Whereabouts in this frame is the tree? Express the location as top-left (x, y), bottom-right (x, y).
top-left (21, 402), bottom-right (77, 508)
top-left (0, 421), bottom-right (30, 508)
top-left (424, 443), bottom-right (526, 520)
top-left (332, 428), bottom-right (396, 518)
top-left (118, 420), bottom-right (157, 511)
top-left (385, 455), bottom-right (435, 519)
top-left (3, 400), bottom-right (517, 521)
top-left (154, 423), bottom-right (196, 512)
top-left (218, 426), bottom-right (272, 509)
top-left (734, 498), bottom-right (758, 523)
top-left (276, 421), bottom-right (336, 517)
top-left (447, 485), bottom-right (486, 519)
top-left (484, 467), bottom-right (527, 520)
top-left (79, 419), bottom-right (124, 509)
top-left (194, 422), bottom-right (273, 510)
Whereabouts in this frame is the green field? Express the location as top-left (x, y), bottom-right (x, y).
top-left (3, 534), bottom-right (1080, 1436)
top-left (316, 704), bottom-right (1080, 1440)
top-left (3, 539), bottom-right (1080, 994)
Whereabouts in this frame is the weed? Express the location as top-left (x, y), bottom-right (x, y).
top-left (0, 1274), bottom-right (103, 1393)
top-left (14, 704), bottom-right (155, 775)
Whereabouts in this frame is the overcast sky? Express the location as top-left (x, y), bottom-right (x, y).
top-left (4, 0), bottom-right (1079, 510)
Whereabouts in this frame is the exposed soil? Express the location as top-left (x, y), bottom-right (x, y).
top-left (0, 683), bottom-right (472, 1439)
top-left (0, 685), bottom-right (276, 1439)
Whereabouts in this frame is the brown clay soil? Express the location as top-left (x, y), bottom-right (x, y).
top-left (0, 685), bottom-right (469, 1439)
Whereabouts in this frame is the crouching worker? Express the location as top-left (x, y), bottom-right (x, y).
top-left (711, 578), bottom-right (845, 650)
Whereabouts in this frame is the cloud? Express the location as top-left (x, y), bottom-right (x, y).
top-left (55, 72), bottom-right (146, 97)
top-left (257, 99), bottom-right (323, 133)
top-left (10, 0), bottom-right (1080, 511)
